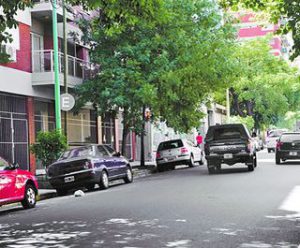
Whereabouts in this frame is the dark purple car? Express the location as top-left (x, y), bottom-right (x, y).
top-left (47, 145), bottom-right (133, 195)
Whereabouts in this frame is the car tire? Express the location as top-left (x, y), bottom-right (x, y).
top-left (253, 154), bottom-right (257, 168)
top-left (207, 161), bottom-right (217, 174)
top-left (276, 154), bottom-right (281, 165)
top-left (21, 184), bottom-right (37, 209)
top-left (56, 189), bottom-right (68, 196)
top-left (99, 170), bottom-right (109, 190)
top-left (189, 155), bottom-right (195, 167)
top-left (86, 184), bottom-right (95, 191)
top-left (199, 156), bottom-right (204, 165)
top-left (267, 148), bottom-right (271, 153)
top-left (124, 166), bottom-right (133, 184)
top-left (248, 162), bottom-right (254, 171)
top-left (157, 164), bottom-right (164, 172)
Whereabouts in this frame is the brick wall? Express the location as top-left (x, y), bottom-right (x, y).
top-left (1, 23), bottom-right (32, 73)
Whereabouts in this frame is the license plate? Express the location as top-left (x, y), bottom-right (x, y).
top-left (64, 176), bottom-right (75, 183)
top-left (224, 153), bottom-right (233, 159)
top-left (168, 156), bottom-right (176, 161)
top-left (289, 152), bottom-right (297, 156)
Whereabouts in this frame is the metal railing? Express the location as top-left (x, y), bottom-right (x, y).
top-left (32, 50), bottom-right (93, 80)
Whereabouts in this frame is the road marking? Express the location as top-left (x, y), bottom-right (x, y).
top-left (279, 186), bottom-right (300, 213)
top-left (257, 159), bottom-right (275, 163)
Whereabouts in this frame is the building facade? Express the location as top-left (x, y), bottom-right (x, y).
top-left (0, 1), bottom-right (134, 174)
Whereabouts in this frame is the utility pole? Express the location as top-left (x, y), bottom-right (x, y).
top-left (52, 0), bottom-right (61, 131)
top-left (140, 105), bottom-right (146, 167)
top-left (62, 0), bottom-right (68, 137)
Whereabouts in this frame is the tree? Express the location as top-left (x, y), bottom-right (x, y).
top-left (74, 0), bottom-right (238, 156)
top-left (0, 0), bottom-right (32, 63)
top-left (228, 38), bottom-right (300, 128)
top-left (218, 0), bottom-right (300, 60)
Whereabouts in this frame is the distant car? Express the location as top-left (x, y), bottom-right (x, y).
top-left (275, 132), bottom-right (300, 164)
top-left (156, 139), bottom-right (203, 172)
top-left (0, 156), bottom-right (38, 209)
top-left (47, 145), bottom-right (133, 195)
top-left (266, 129), bottom-right (287, 153)
top-left (205, 124), bottom-right (257, 174)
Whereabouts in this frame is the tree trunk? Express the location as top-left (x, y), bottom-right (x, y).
top-left (121, 109), bottom-right (130, 157)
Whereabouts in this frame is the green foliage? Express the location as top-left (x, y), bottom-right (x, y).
top-left (226, 115), bottom-right (255, 130)
top-left (75, 0), bottom-right (237, 136)
top-left (30, 130), bottom-right (68, 168)
top-left (229, 38), bottom-right (300, 128)
top-left (0, 0), bottom-right (32, 63)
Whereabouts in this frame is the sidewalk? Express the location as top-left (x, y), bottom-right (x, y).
top-left (37, 162), bottom-right (157, 202)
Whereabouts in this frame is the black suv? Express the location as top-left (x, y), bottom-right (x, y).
top-left (204, 124), bottom-right (257, 174)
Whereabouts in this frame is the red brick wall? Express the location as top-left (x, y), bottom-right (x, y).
top-left (27, 97), bottom-right (36, 174)
top-left (1, 23), bottom-right (32, 72)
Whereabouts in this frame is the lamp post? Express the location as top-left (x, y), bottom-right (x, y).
top-left (52, 0), bottom-right (62, 131)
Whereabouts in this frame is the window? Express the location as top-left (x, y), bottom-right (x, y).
top-left (97, 146), bottom-right (109, 157)
top-left (213, 128), bottom-right (245, 140)
top-left (281, 134), bottom-right (300, 142)
top-left (104, 145), bottom-right (115, 155)
top-left (158, 140), bottom-right (184, 151)
top-left (59, 146), bottom-right (93, 160)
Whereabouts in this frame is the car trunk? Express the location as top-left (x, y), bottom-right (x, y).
top-left (48, 158), bottom-right (89, 177)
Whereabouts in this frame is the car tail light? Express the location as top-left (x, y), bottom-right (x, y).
top-left (84, 161), bottom-right (93, 169)
top-left (181, 147), bottom-right (188, 154)
top-left (276, 141), bottom-right (283, 150)
top-left (156, 152), bottom-right (161, 159)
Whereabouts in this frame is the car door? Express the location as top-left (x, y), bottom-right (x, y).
top-left (187, 141), bottom-right (201, 162)
top-left (0, 157), bottom-right (17, 202)
top-left (104, 145), bottom-right (127, 176)
top-left (96, 145), bottom-right (117, 178)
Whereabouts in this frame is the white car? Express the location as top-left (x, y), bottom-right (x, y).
top-left (156, 139), bottom-right (203, 172)
top-left (266, 129), bottom-right (287, 153)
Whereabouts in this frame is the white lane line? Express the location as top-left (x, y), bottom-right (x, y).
top-left (257, 159), bottom-right (275, 163)
top-left (279, 186), bottom-right (300, 213)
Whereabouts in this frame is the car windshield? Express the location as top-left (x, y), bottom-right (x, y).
top-left (280, 134), bottom-right (300, 142)
top-left (269, 130), bottom-right (284, 138)
top-left (59, 146), bottom-right (93, 160)
top-left (158, 140), bottom-right (183, 151)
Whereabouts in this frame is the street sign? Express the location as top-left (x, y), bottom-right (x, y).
top-left (60, 93), bottom-right (75, 111)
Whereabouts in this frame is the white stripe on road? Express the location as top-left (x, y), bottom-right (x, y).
top-left (257, 159), bottom-right (275, 163)
top-left (279, 186), bottom-right (300, 213)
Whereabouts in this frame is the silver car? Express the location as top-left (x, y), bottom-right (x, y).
top-left (156, 139), bottom-right (203, 172)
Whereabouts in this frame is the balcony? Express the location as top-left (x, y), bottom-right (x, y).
top-left (32, 50), bottom-right (93, 87)
top-left (31, 0), bottom-right (74, 22)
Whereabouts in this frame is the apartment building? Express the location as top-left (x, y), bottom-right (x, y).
top-left (0, 1), bottom-right (134, 174)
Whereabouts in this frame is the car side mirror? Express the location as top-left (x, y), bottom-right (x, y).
top-left (113, 152), bottom-right (121, 157)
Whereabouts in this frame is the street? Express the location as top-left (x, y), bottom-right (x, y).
top-left (1, 150), bottom-right (300, 248)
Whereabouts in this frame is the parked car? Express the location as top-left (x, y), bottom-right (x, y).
top-left (47, 145), bottom-right (133, 195)
top-left (275, 132), bottom-right (300, 164)
top-left (0, 156), bottom-right (38, 209)
top-left (266, 129), bottom-right (287, 153)
top-left (204, 124), bottom-right (257, 174)
top-left (156, 139), bottom-right (203, 172)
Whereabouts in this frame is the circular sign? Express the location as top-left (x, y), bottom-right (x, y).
top-left (60, 93), bottom-right (75, 111)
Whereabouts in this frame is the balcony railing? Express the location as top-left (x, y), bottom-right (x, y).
top-left (32, 50), bottom-right (93, 80)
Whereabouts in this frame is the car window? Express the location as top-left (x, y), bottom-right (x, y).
top-left (60, 146), bottom-right (93, 160)
top-left (213, 127), bottom-right (245, 140)
top-left (158, 140), bottom-right (184, 151)
top-left (269, 130), bottom-right (285, 138)
top-left (104, 145), bottom-right (115, 155)
top-left (97, 146), bottom-right (110, 157)
top-left (280, 134), bottom-right (300, 142)
top-left (0, 157), bottom-right (10, 170)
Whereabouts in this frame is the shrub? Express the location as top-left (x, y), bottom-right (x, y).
top-left (30, 129), bottom-right (68, 168)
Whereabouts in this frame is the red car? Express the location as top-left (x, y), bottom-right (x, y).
top-left (0, 156), bottom-right (38, 209)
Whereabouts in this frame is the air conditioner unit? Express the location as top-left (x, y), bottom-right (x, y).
top-left (2, 45), bottom-right (17, 62)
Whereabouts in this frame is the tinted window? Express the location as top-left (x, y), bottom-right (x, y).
top-left (104, 145), bottom-right (115, 155)
top-left (97, 146), bottom-right (109, 156)
top-left (213, 127), bottom-right (246, 140)
top-left (60, 146), bottom-right (93, 160)
top-left (158, 140), bottom-right (183, 151)
top-left (0, 157), bottom-right (9, 170)
top-left (280, 134), bottom-right (300, 142)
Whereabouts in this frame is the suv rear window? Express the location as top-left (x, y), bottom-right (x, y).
top-left (280, 134), bottom-right (300, 142)
top-left (213, 128), bottom-right (244, 140)
top-left (269, 130), bottom-right (284, 138)
top-left (158, 140), bottom-right (183, 151)
top-left (206, 125), bottom-right (249, 141)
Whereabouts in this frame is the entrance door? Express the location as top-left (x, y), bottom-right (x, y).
top-left (31, 33), bottom-right (44, 72)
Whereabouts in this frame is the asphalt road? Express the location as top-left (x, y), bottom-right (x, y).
top-left (1, 150), bottom-right (300, 248)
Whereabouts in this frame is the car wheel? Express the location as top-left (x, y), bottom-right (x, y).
top-left (56, 189), bottom-right (68, 196)
top-left (253, 154), bottom-right (257, 168)
top-left (248, 163), bottom-right (254, 171)
top-left (157, 164), bottom-right (164, 172)
top-left (276, 154), bottom-right (281, 165)
top-left (199, 156), bottom-right (204, 165)
top-left (99, 170), bottom-right (109, 190)
top-left (124, 166), bottom-right (133, 184)
top-left (207, 161), bottom-right (217, 174)
top-left (86, 184), bottom-right (95, 191)
top-left (21, 184), bottom-right (37, 209)
top-left (189, 155), bottom-right (195, 167)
